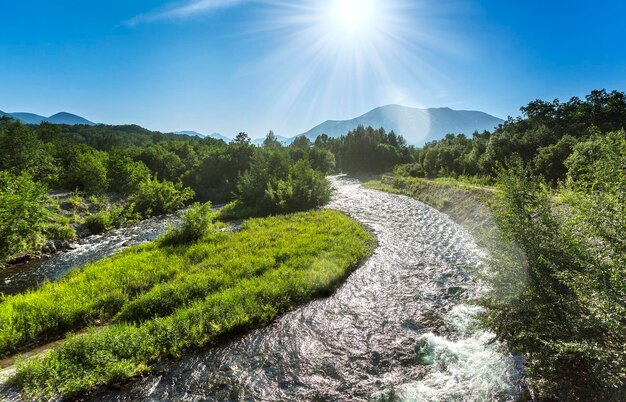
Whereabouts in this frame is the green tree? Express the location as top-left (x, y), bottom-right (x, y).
top-left (262, 130), bottom-right (282, 149)
top-left (0, 172), bottom-right (49, 262)
top-left (132, 178), bottom-right (195, 217)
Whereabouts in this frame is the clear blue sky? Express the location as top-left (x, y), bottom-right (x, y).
top-left (1, 0), bottom-right (625, 137)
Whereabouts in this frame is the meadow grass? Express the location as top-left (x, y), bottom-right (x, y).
top-left (4, 210), bottom-right (374, 399)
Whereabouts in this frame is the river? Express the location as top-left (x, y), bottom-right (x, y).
top-left (2, 176), bottom-right (522, 401)
top-left (0, 213), bottom-right (182, 296)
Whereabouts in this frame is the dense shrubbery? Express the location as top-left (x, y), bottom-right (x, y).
top-left (399, 90), bottom-right (626, 184)
top-left (479, 132), bottom-right (626, 400)
top-left (3, 211), bottom-right (374, 399)
top-left (132, 178), bottom-right (195, 217)
top-left (0, 172), bottom-right (50, 261)
top-left (315, 125), bottom-right (413, 174)
top-left (160, 202), bottom-right (217, 246)
top-left (235, 149), bottom-right (332, 216)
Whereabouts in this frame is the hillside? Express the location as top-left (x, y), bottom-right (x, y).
top-left (296, 105), bottom-right (503, 145)
top-left (1, 111), bottom-right (95, 125)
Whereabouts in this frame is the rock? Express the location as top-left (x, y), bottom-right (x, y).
top-left (47, 241), bottom-right (57, 254)
top-left (61, 241), bottom-right (77, 250)
top-left (8, 254), bottom-right (31, 265)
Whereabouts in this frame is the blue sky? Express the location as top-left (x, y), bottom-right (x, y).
top-left (1, 0), bottom-right (625, 137)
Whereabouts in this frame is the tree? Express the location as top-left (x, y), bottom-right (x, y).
top-left (63, 147), bottom-right (109, 193)
top-left (262, 130), bottom-right (282, 149)
top-left (0, 172), bottom-right (49, 262)
top-left (132, 178), bottom-right (195, 217)
top-left (233, 132), bottom-right (251, 146)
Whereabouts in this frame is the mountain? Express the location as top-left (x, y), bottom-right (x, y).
top-left (294, 105), bottom-right (504, 145)
top-left (174, 130), bottom-right (207, 138)
top-left (46, 112), bottom-right (95, 125)
top-left (9, 112), bottom-right (48, 125)
top-left (252, 134), bottom-right (291, 146)
top-left (174, 131), bottom-right (231, 142)
top-left (1, 111), bottom-right (96, 125)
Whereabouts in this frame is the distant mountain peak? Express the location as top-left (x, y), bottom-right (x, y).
top-left (1, 110), bottom-right (95, 125)
top-left (173, 131), bottom-right (231, 142)
top-left (295, 105), bottom-right (503, 145)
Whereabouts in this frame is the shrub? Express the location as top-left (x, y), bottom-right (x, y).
top-left (160, 202), bottom-right (216, 246)
top-left (84, 211), bottom-right (112, 234)
top-left (236, 152), bottom-right (331, 216)
top-left (0, 172), bottom-right (49, 262)
top-left (44, 223), bottom-right (77, 242)
top-left (132, 178), bottom-right (195, 217)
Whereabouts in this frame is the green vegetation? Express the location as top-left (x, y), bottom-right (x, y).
top-left (480, 134), bottom-right (625, 401)
top-left (315, 125), bottom-right (413, 174)
top-left (3, 210), bottom-right (373, 399)
top-left (399, 90), bottom-right (626, 184)
top-left (0, 117), bottom-right (338, 265)
top-left (367, 90), bottom-right (626, 400)
top-left (0, 172), bottom-right (50, 261)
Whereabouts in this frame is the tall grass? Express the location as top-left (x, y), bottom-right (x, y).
top-left (4, 210), bottom-right (374, 399)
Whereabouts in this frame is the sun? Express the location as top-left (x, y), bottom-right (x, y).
top-left (327, 0), bottom-right (377, 36)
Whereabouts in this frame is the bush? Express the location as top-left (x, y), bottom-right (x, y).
top-left (236, 151), bottom-right (331, 216)
top-left (84, 204), bottom-right (141, 234)
top-left (62, 148), bottom-right (109, 194)
top-left (0, 172), bottom-right (49, 262)
top-left (132, 178), bottom-right (195, 217)
top-left (84, 211), bottom-right (112, 234)
top-left (480, 148), bottom-right (626, 400)
top-left (44, 223), bottom-right (77, 242)
top-left (160, 202), bottom-right (216, 245)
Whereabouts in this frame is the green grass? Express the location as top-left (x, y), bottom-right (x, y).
top-left (3, 210), bottom-right (374, 399)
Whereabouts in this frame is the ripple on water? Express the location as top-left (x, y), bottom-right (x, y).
top-left (4, 176), bottom-right (521, 401)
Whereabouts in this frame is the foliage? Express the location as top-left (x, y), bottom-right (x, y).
top-left (236, 150), bottom-right (332, 216)
top-left (107, 153), bottom-right (151, 195)
top-left (61, 146), bottom-right (109, 194)
top-left (132, 178), bottom-right (195, 217)
top-left (160, 202), bottom-right (217, 246)
top-left (4, 211), bottom-right (375, 399)
top-left (479, 140), bottom-right (626, 400)
top-left (0, 118), bottom-right (57, 182)
top-left (0, 172), bottom-right (50, 262)
top-left (403, 90), bottom-right (626, 184)
top-left (316, 125), bottom-right (413, 174)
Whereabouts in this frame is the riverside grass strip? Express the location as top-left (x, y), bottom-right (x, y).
top-left (4, 210), bottom-right (374, 400)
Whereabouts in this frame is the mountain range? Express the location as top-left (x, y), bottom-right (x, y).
top-left (0, 111), bottom-right (96, 125)
top-left (173, 131), bottom-right (231, 142)
top-left (2, 105), bottom-right (503, 146)
top-left (295, 105), bottom-right (503, 145)
top-left (176, 105), bottom-right (503, 146)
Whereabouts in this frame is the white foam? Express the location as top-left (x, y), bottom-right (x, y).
top-left (401, 305), bottom-right (519, 402)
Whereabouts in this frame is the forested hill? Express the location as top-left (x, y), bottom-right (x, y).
top-left (0, 111), bottom-right (95, 125)
top-left (297, 104), bottom-right (503, 146)
top-left (398, 89), bottom-right (626, 183)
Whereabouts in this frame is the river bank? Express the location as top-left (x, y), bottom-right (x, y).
top-left (76, 176), bottom-right (524, 402)
top-left (1, 209), bottom-right (374, 400)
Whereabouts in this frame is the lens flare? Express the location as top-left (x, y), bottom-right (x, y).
top-left (327, 0), bottom-right (377, 37)
top-left (249, 0), bottom-right (458, 133)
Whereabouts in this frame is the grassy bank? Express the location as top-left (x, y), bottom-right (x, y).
top-left (364, 175), bottom-right (498, 232)
top-left (2, 210), bottom-right (374, 399)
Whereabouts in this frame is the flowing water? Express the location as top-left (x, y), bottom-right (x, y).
top-left (0, 213), bottom-right (182, 296)
top-left (79, 176), bottom-right (521, 401)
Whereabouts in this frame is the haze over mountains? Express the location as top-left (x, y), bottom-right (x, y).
top-left (296, 105), bottom-right (504, 145)
top-left (0, 111), bottom-right (96, 126)
top-left (178, 105), bottom-right (503, 146)
top-left (2, 105), bottom-right (503, 146)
